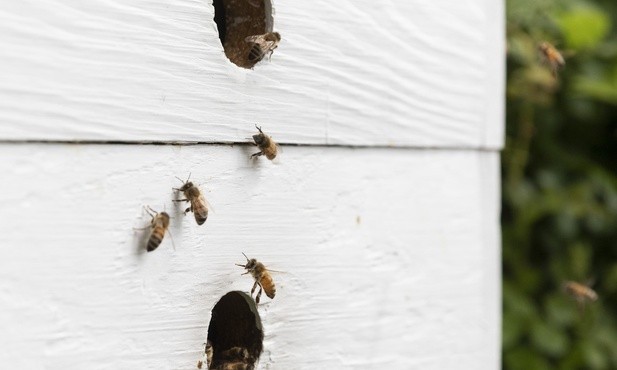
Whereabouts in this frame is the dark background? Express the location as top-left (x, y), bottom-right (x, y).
top-left (504, 0), bottom-right (617, 368)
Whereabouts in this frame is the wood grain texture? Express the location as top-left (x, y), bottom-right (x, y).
top-left (0, 0), bottom-right (504, 149)
top-left (0, 144), bottom-right (500, 369)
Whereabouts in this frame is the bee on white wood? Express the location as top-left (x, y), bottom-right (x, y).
top-left (173, 173), bottom-right (211, 226)
top-left (199, 343), bottom-right (254, 370)
top-left (245, 32), bottom-right (281, 63)
top-left (197, 341), bottom-right (213, 369)
top-left (236, 253), bottom-right (276, 304)
top-left (134, 206), bottom-right (172, 252)
top-left (251, 124), bottom-right (279, 160)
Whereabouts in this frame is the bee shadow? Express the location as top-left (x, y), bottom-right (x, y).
top-left (171, 189), bottom-right (188, 221)
top-left (237, 143), bottom-right (261, 168)
top-left (132, 219), bottom-right (151, 257)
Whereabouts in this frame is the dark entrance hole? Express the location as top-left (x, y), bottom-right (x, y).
top-left (206, 291), bottom-right (263, 369)
top-left (212, 0), bottom-right (273, 68)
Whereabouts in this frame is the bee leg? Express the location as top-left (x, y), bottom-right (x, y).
top-left (184, 207), bottom-right (191, 214)
top-left (255, 284), bottom-right (263, 304)
top-left (251, 280), bottom-right (259, 296)
top-left (250, 151), bottom-right (263, 158)
top-left (173, 199), bottom-right (189, 203)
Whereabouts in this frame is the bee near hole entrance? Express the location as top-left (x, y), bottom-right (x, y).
top-left (205, 291), bottom-right (263, 369)
top-left (212, 0), bottom-right (274, 69)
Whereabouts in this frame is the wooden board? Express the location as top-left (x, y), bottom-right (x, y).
top-left (0, 0), bottom-right (504, 149)
top-left (0, 144), bottom-right (500, 369)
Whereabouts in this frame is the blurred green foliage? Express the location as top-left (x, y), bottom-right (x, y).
top-left (504, 0), bottom-right (617, 369)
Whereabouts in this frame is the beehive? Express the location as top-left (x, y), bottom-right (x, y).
top-left (0, 0), bottom-right (504, 368)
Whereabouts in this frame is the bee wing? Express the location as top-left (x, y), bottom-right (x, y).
top-left (245, 34), bottom-right (267, 44)
top-left (262, 40), bottom-right (278, 53)
top-left (203, 195), bottom-right (215, 213)
top-left (265, 268), bottom-right (287, 274)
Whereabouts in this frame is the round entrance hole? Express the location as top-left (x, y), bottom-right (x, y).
top-left (212, 0), bottom-right (274, 69)
top-left (205, 291), bottom-right (263, 369)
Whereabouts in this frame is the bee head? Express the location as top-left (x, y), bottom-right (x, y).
top-left (245, 259), bottom-right (258, 270)
top-left (252, 125), bottom-right (266, 144)
top-left (185, 183), bottom-right (202, 197)
top-left (237, 252), bottom-right (258, 270)
top-left (538, 42), bottom-right (550, 53)
top-left (269, 32), bottom-right (281, 42)
top-left (175, 173), bottom-right (193, 191)
top-left (179, 181), bottom-right (194, 191)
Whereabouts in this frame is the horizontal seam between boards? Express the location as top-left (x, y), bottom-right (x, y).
top-left (0, 140), bottom-right (503, 153)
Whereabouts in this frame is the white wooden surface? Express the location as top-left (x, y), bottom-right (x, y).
top-left (0, 145), bottom-right (500, 369)
top-left (0, 0), bottom-right (504, 149)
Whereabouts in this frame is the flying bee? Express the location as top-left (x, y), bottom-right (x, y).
top-left (251, 124), bottom-right (278, 160)
top-left (236, 253), bottom-right (276, 304)
top-left (539, 41), bottom-right (565, 77)
top-left (563, 280), bottom-right (598, 314)
top-left (173, 173), bottom-right (210, 225)
top-left (564, 280), bottom-right (598, 302)
top-left (137, 206), bottom-right (171, 252)
top-left (245, 32), bottom-right (281, 63)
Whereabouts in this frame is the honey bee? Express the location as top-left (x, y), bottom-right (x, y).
top-left (197, 341), bottom-right (213, 369)
top-left (142, 206), bottom-right (171, 252)
top-left (173, 174), bottom-right (209, 225)
top-left (217, 347), bottom-right (252, 370)
top-left (236, 253), bottom-right (276, 304)
top-left (563, 280), bottom-right (598, 314)
top-left (539, 41), bottom-right (565, 77)
top-left (251, 125), bottom-right (278, 160)
top-left (201, 345), bottom-right (253, 370)
top-left (245, 32), bottom-right (281, 63)
top-left (564, 281), bottom-right (598, 302)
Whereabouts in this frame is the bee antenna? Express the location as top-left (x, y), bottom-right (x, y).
top-left (145, 205), bottom-right (157, 216)
top-left (187, 172), bottom-right (192, 182)
top-left (242, 252), bottom-right (249, 261)
top-left (255, 124), bottom-right (262, 133)
top-left (175, 175), bottom-right (185, 183)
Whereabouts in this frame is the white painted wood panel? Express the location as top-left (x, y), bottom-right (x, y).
top-left (0, 0), bottom-right (504, 149)
top-left (0, 144), bottom-right (500, 369)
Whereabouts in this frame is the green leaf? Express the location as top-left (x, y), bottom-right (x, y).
top-left (574, 66), bottom-right (617, 105)
top-left (555, 8), bottom-right (611, 50)
top-left (505, 348), bottom-right (552, 370)
top-left (504, 311), bottom-right (526, 349)
top-left (603, 265), bottom-right (617, 293)
top-left (582, 341), bottom-right (608, 369)
top-left (530, 320), bottom-right (570, 356)
top-left (545, 294), bottom-right (579, 327)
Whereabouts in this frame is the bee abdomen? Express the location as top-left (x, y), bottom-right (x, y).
top-left (264, 144), bottom-right (277, 160)
top-left (147, 228), bottom-right (165, 252)
top-left (195, 210), bottom-right (208, 225)
top-left (248, 45), bottom-right (263, 62)
top-left (265, 287), bottom-right (276, 299)
top-left (262, 275), bottom-right (276, 299)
